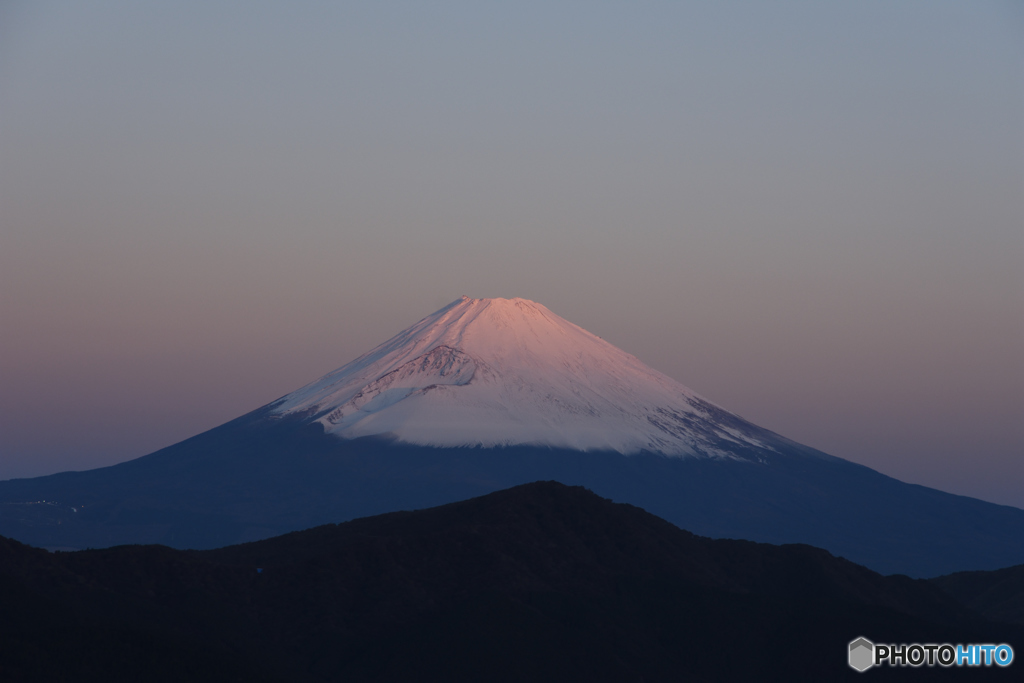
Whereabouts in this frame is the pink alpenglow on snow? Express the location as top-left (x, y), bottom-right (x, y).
top-left (273, 296), bottom-right (775, 457)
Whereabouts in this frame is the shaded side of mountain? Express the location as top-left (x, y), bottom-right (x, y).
top-left (0, 536), bottom-right (278, 683)
top-left (1, 411), bottom-right (1023, 578)
top-left (931, 563), bottom-right (1024, 626)
top-left (2, 482), bottom-right (1021, 682)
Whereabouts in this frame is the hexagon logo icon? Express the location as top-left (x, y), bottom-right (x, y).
top-left (849, 637), bottom-right (874, 672)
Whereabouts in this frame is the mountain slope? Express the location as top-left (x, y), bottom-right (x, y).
top-left (931, 563), bottom-right (1024, 626)
top-left (2, 482), bottom-right (1017, 682)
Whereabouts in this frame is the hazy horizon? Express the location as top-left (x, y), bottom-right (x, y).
top-left (1, 1), bottom-right (1021, 508)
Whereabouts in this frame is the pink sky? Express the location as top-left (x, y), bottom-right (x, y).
top-left (1, 1), bottom-right (1021, 507)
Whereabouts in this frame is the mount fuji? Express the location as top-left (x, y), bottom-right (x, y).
top-left (2, 296), bottom-right (1022, 577)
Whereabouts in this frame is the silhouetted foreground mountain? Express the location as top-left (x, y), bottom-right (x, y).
top-left (931, 564), bottom-right (1024, 627)
top-left (1, 482), bottom-right (1019, 682)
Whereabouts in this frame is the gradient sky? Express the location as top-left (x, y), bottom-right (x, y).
top-left (2, 1), bottom-right (1022, 507)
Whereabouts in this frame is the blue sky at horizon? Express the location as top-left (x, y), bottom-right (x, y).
top-left (1, 1), bottom-right (1022, 506)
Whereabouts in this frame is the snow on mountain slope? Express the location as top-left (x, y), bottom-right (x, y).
top-left (273, 296), bottom-right (777, 458)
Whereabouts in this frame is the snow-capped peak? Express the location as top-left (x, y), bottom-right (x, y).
top-left (272, 296), bottom-right (776, 458)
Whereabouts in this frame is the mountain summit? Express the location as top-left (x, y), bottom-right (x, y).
top-left (273, 296), bottom-right (774, 458)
